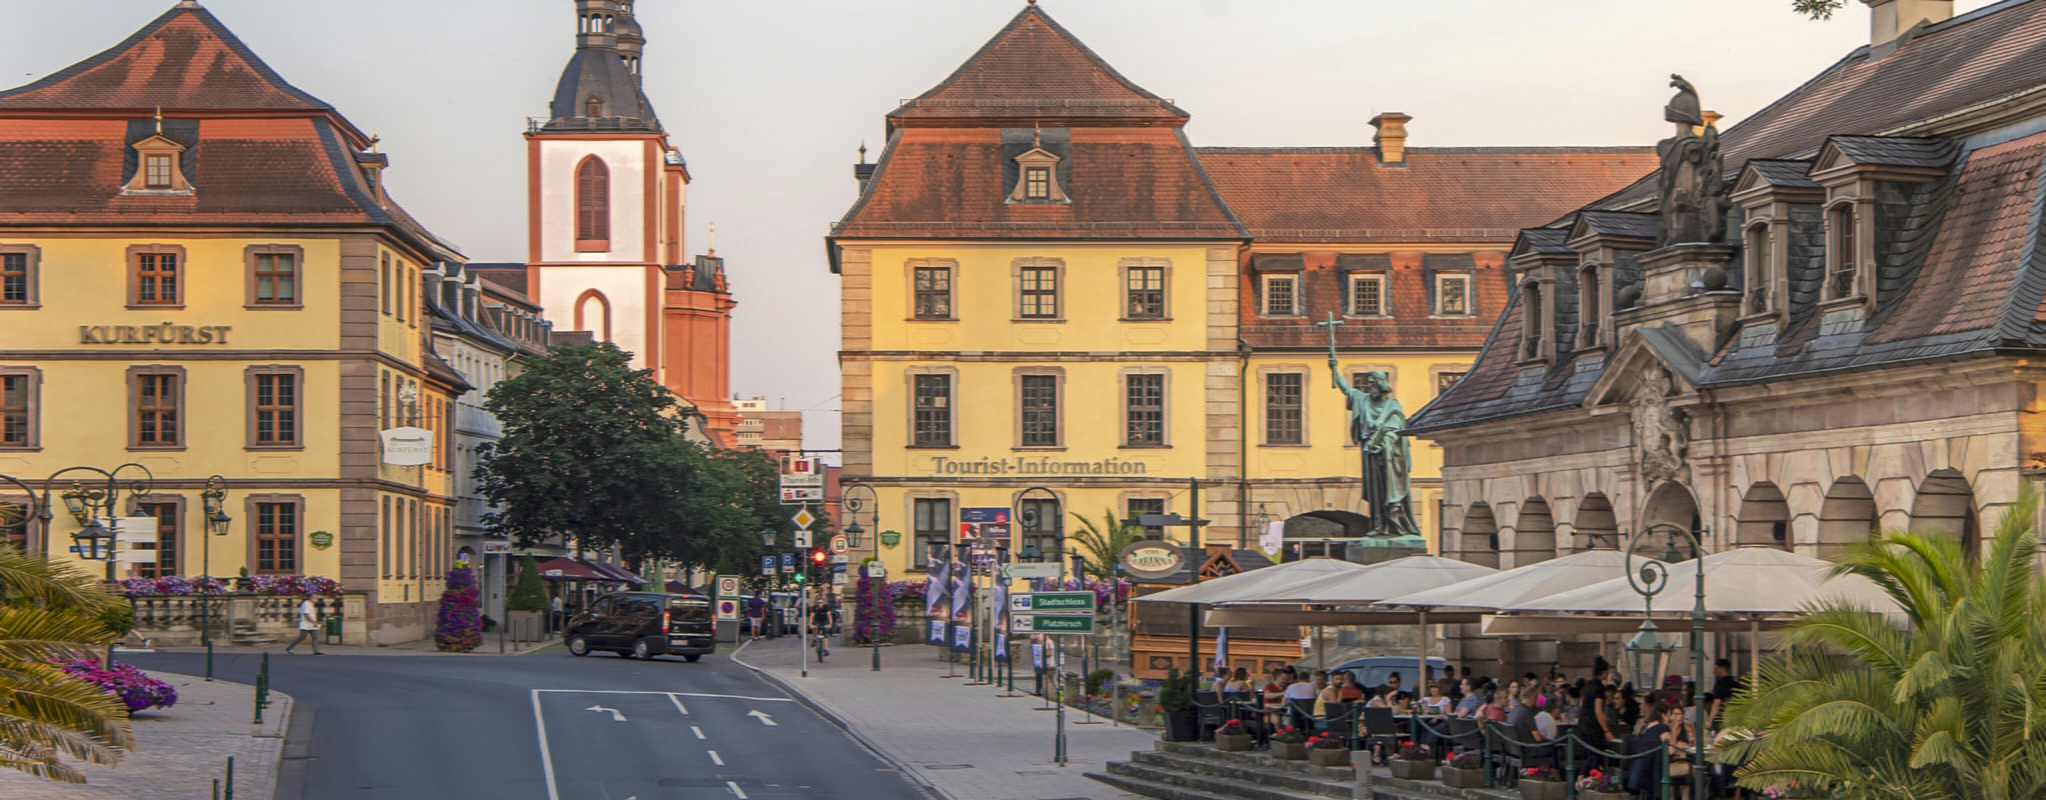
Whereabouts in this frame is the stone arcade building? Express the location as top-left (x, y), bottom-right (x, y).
top-left (1409, 0), bottom-right (2046, 674)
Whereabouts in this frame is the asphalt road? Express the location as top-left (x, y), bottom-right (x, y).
top-left (125, 646), bottom-right (927, 800)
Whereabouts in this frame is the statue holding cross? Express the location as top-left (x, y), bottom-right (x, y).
top-left (1320, 313), bottom-right (1421, 539)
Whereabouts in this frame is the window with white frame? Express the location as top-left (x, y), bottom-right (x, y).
top-left (1349, 273), bottom-right (1387, 317)
top-left (1435, 273), bottom-right (1471, 317)
top-left (1262, 274), bottom-right (1298, 317)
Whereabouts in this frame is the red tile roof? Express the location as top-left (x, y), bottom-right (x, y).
top-left (1198, 147), bottom-right (1654, 244)
top-left (889, 5), bottom-right (1186, 127)
top-left (0, 6), bottom-right (328, 112)
top-left (832, 126), bottom-right (1245, 240)
top-left (1870, 131), bottom-right (2046, 344)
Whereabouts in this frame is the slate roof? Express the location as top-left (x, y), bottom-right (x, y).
top-left (1742, 159), bottom-right (1822, 189)
top-left (0, 6), bottom-right (329, 112)
top-left (1824, 135), bottom-right (1957, 169)
top-left (888, 5), bottom-right (1186, 127)
top-left (1574, 210), bottom-right (1659, 242)
top-left (1198, 147), bottom-right (1653, 244)
top-left (1519, 228), bottom-right (1574, 255)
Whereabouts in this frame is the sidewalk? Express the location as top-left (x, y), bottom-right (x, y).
top-left (148, 632), bottom-right (560, 657)
top-left (735, 636), bottom-right (1153, 800)
top-left (0, 672), bottom-right (291, 800)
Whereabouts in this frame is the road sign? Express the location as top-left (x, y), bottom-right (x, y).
top-left (794, 530), bottom-right (811, 548)
top-left (781, 457), bottom-right (823, 485)
top-left (1011, 614), bottom-right (1093, 634)
top-left (1001, 563), bottom-right (1062, 580)
top-left (792, 508), bottom-right (817, 529)
top-left (716, 598), bottom-right (739, 620)
top-left (1014, 592), bottom-right (1095, 613)
top-left (717, 575), bottom-right (740, 597)
top-left (829, 534), bottom-right (848, 555)
top-left (781, 553), bottom-right (795, 575)
top-left (833, 572), bottom-right (848, 586)
top-left (864, 563), bottom-right (888, 579)
top-left (761, 555), bottom-right (774, 573)
top-left (780, 487), bottom-right (823, 503)
top-left (831, 554), bottom-right (850, 565)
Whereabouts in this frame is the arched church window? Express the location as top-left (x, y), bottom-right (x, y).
top-left (576, 156), bottom-right (610, 250)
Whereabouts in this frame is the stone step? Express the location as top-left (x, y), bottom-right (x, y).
top-left (1129, 750), bottom-right (1351, 799)
top-left (1108, 759), bottom-right (1349, 800)
top-left (1087, 767), bottom-right (1331, 800)
top-left (1157, 741), bottom-right (1357, 782)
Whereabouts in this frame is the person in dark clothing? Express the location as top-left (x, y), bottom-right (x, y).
top-left (1707, 658), bottom-right (1741, 728)
top-left (1580, 658), bottom-right (1613, 746)
top-left (1618, 683), bottom-right (1642, 732)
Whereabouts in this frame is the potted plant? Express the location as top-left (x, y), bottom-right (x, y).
top-left (505, 554), bottom-right (548, 635)
top-left (1575, 768), bottom-right (1628, 800)
top-left (1157, 667), bottom-right (1198, 742)
top-left (1214, 719), bottom-right (1254, 752)
top-left (1269, 726), bottom-right (1308, 760)
top-left (1440, 751), bottom-right (1486, 788)
top-left (1307, 732), bottom-right (1352, 768)
top-left (1519, 766), bottom-right (1566, 800)
top-left (1389, 742), bottom-right (1434, 780)
top-left (234, 566), bottom-right (253, 592)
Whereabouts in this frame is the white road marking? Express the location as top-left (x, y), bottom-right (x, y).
top-left (530, 690), bottom-right (561, 800)
top-left (533, 688), bottom-right (790, 702)
top-left (747, 709), bottom-right (778, 727)
top-left (691, 726), bottom-right (706, 740)
top-left (668, 694), bottom-right (689, 715)
top-left (585, 704), bottom-right (627, 722)
top-left (727, 780), bottom-right (748, 799)
top-left (708, 750), bottom-right (724, 766)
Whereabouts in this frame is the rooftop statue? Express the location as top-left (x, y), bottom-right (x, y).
top-left (1656, 75), bottom-right (1728, 246)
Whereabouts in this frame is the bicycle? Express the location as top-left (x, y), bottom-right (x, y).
top-left (812, 629), bottom-right (829, 661)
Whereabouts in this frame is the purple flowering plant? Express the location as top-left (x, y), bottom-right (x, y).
top-left (119, 574), bottom-right (337, 598)
top-left (53, 658), bottom-right (178, 713)
top-left (853, 576), bottom-right (896, 641)
top-left (434, 567), bottom-right (482, 652)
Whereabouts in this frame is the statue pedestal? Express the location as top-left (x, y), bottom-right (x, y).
top-left (1617, 243), bottom-right (1740, 356)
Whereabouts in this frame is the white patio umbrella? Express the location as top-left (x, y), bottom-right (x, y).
top-left (1204, 555), bottom-right (1498, 680)
top-left (1133, 557), bottom-right (1368, 606)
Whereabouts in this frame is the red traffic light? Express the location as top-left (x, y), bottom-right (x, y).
top-left (810, 549), bottom-right (828, 565)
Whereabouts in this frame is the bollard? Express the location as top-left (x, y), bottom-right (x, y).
top-left (224, 755), bottom-right (235, 800)
top-left (205, 641), bottom-right (214, 682)
top-left (252, 653), bottom-right (269, 725)
top-left (1351, 747), bottom-right (1372, 800)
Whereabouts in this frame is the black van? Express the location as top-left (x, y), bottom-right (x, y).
top-left (564, 591), bottom-right (716, 662)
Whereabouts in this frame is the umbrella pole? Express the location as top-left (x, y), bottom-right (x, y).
top-left (1316, 625), bottom-right (1324, 671)
top-left (1418, 608), bottom-right (1429, 699)
top-left (1749, 616), bottom-right (1760, 683)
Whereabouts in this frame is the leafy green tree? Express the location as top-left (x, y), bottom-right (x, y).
top-left (1718, 490), bottom-right (2046, 800)
top-left (1067, 508), bottom-right (1142, 582)
top-left (506, 554), bottom-right (547, 613)
top-left (1793, 0), bottom-right (1847, 19)
top-left (0, 545), bottom-right (136, 782)
top-left (475, 342), bottom-right (692, 555)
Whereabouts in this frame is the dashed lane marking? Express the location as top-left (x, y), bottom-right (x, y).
top-left (727, 780), bottom-right (748, 799)
top-left (709, 750), bottom-right (724, 766)
top-left (692, 726), bottom-right (706, 740)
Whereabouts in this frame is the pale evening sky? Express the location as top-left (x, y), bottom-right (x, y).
top-left (0, 0), bottom-right (1996, 455)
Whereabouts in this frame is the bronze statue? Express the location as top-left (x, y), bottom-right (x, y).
top-left (1656, 74), bottom-right (1727, 246)
top-left (1322, 316), bottom-right (1421, 539)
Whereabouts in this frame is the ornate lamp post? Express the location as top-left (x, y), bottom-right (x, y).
top-left (841, 482), bottom-right (881, 671)
top-left (38, 464), bottom-right (155, 585)
top-left (1015, 485), bottom-right (1066, 763)
top-left (199, 476), bottom-right (232, 646)
top-left (1622, 522), bottom-right (1708, 800)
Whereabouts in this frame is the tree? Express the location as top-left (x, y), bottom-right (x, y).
top-left (1718, 490), bottom-right (2046, 800)
top-left (506, 554), bottom-right (547, 613)
top-left (475, 342), bottom-right (692, 555)
top-left (1067, 508), bottom-right (1142, 582)
top-left (1793, 0), bottom-right (1847, 19)
top-left (0, 545), bottom-right (136, 783)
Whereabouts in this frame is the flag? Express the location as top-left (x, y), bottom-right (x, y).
top-left (949, 555), bottom-right (973, 653)
top-left (1260, 520), bottom-right (1285, 557)
top-left (924, 544), bottom-right (949, 616)
top-left (1214, 626), bottom-right (1229, 670)
top-left (992, 579), bottom-right (1010, 662)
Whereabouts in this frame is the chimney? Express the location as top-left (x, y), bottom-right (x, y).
top-left (1694, 109), bottom-right (1723, 137)
top-left (1864, 0), bottom-right (1952, 56)
top-left (1371, 112), bottom-right (1412, 166)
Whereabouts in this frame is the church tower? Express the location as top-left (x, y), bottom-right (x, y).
top-left (525, 1), bottom-right (739, 444)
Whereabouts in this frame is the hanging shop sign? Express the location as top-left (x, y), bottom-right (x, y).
top-left (1119, 541), bottom-right (1184, 581)
top-left (379, 427), bottom-right (434, 466)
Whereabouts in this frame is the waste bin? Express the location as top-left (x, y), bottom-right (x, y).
top-left (323, 616), bottom-right (342, 645)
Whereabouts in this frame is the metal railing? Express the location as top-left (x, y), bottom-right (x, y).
top-left (252, 653), bottom-right (270, 725)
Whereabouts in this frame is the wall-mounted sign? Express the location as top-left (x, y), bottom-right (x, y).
top-left (959, 507), bottom-right (1011, 540)
top-left (379, 427), bottom-right (434, 466)
top-left (1119, 541), bottom-right (1184, 581)
top-left (927, 455), bottom-right (1149, 476)
top-left (79, 324), bottom-right (233, 345)
top-left (481, 541), bottom-right (510, 554)
top-left (879, 531), bottom-right (901, 548)
top-left (309, 531), bottom-right (335, 549)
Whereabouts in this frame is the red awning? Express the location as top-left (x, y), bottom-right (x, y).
top-left (534, 558), bottom-right (608, 581)
top-left (591, 562), bottom-right (647, 585)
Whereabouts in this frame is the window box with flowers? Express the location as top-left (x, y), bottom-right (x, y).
top-left (1439, 751), bottom-right (1486, 788)
top-left (1388, 742), bottom-right (1434, 779)
top-left (1575, 768), bottom-right (1627, 800)
top-left (1269, 726), bottom-right (1308, 760)
top-left (1214, 719), bottom-right (1254, 752)
top-left (1518, 766), bottom-right (1566, 800)
top-left (1307, 732), bottom-right (1353, 768)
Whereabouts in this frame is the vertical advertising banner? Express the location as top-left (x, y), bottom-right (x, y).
top-left (992, 578), bottom-right (1010, 662)
top-left (948, 550), bottom-right (973, 653)
top-left (925, 544), bottom-right (950, 646)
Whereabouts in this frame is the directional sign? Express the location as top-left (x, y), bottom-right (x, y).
top-left (794, 530), bottom-right (811, 548)
top-left (1001, 563), bottom-right (1062, 580)
top-left (1014, 592), bottom-right (1095, 613)
top-left (792, 508), bottom-right (817, 530)
top-left (829, 534), bottom-right (848, 555)
top-left (780, 487), bottom-right (824, 503)
top-left (1012, 614), bottom-right (1094, 634)
top-left (833, 572), bottom-right (848, 586)
top-left (864, 563), bottom-right (888, 579)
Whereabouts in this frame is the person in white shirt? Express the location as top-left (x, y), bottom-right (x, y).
top-left (1533, 693), bottom-right (1559, 742)
top-left (284, 591), bottom-right (323, 655)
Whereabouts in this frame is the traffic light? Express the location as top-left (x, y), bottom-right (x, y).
top-left (810, 549), bottom-right (829, 566)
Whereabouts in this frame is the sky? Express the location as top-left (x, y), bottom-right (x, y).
top-left (0, 0), bottom-right (2000, 455)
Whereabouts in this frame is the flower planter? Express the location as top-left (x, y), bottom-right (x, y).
top-left (1270, 741), bottom-right (1308, 760)
top-left (1579, 791), bottom-right (1629, 800)
top-left (1390, 758), bottom-right (1435, 780)
top-left (1309, 748), bottom-right (1353, 768)
top-left (1519, 779), bottom-right (1567, 800)
top-left (1215, 732), bottom-right (1254, 752)
top-left (1165, 710), bottom-right (1200, 742)
top-left (1440, 765), bottom-right (1486, 789)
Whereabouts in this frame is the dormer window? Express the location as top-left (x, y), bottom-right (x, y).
top-left (1745, 223), bottom-right (1774, 314)
top-left (123, 119), bottom-right (192, 195)
top-left (1435, 274), bottom-right (1471, 317)
top-left (1262, 274), bottom-right (1299, 318)
top-left (1578, 265), bottom-right (1603, 349)
top-left (145, 155), bottom-right (172, 189)
top-left (586, 96), bottom-right (604, 118)
top-left (1827, 203), bottom-right (1858, 300)
top-left (1520, 281), bottom-right (1546, 363)
top-left (1024, 167), bottom-right (1051, 200)
top-left (1008, 141), bottom-right (1067, 204)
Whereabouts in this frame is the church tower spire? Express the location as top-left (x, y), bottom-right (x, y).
top-left (545, 0), bottom-right (656, 131)
top-left (615, 0), bottom-right (645, 78)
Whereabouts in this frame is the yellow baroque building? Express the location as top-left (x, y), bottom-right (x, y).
top-left (0, 4), bottom-right (467, 643)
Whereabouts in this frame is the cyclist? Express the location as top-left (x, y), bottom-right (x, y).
top-left (809, 598), bottom-right (833, 659)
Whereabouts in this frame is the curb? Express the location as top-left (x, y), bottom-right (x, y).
top-left (729, 640), bottom-right (948, 800)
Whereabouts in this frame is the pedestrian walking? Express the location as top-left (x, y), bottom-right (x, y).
top-left (549, 593), bottom-right (564, 633)
top-left (284, 591), bottom-right (324, 655)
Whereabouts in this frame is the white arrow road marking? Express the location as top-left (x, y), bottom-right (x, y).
top-left (585, 704), bottom-right (627, 722)
top-left (727, 780), bottom-right (748, 799)
top-left (691, 725), bottom-right (705, 740)
top-left (708, 750), bottom-right (724, 766)
top-left (746, 710), bottom-right (777, 727)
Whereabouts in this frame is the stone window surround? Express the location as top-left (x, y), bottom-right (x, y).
top-left (1430, 365), bottom-right (1467, 398)
top-left (1012, 257), bottom-right (1065, 321)
top-left (0, 244), bottom-right (42, 308)
top-left (1260, 272), bottom-right (1301, 319)
top-left (1576, 262), bottom-right (1607, 350)
top-left (1009, 487), bottom-right (1069, 558)
top-left (380, 253), bottom-right (392, 317)
top-left (1012, 366), bottom-right (1065, 450)
top-left (906, 491), bottom-right (960, 572)
top-left (245, 364), bottom-right (306, 451)
top-left (1119, 258), bottom-right (1171, 321)
top-left (126, 364), bottom-right (186, 451)
top-left (1741, 219), bottom-right (1787, 326)
top-left (1119, 366), bottom-right (1171, 449)
top-left (1256, 364), bottom-right (1311, 447)
top-left (246, 493), bottom-right (304, 576)
top-left (1431, 272), bottom-right (1473, 318)
top-left (1518, 276), bottom-right (1556, 367)
top-left (1822, 196), bottom-right (1871, 306)
top-left (123, 494), bottom-right (185, 578)
top-left (0, 365), bottom-right (42, 451)
top-left (244, 244), bottom-right (305, 309)
top-left (905, 365), bottom-right (959, 449)
top-left (1119, 492), bottom-right (1172, 539)
top-left (906, 258), bottom-right (957, 321)
top-left (1345, 272), bottom-right (1389, 318)
top-left (126, 244), bottom-right (187, 310)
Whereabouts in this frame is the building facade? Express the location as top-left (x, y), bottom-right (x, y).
top-left (0, 3), bottom-right (468, 642)
top-left (1410, 0), bottom-right (2046, 677)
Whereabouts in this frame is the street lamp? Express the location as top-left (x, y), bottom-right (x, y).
top-left (761, 527), bottom-right (776, 547)
top-left (199, 476), bottom-right (233, 647)
top-left (1622, 522), bottom-right (1708, 800)
top-left (840, 482), bottom-right (881, 671)
top-left (1015, 485), bottom-right (1066, 763)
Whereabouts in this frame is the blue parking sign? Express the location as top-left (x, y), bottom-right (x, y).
top-left (781, 553), bottom-right (795, 568)
top-left (761, 555), bottom-right (774, 573)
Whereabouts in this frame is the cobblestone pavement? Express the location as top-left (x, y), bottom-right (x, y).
top-left (0, 670), bottom-right (291, 800)
top-left (735, 636), bottom-right (1152, 800)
